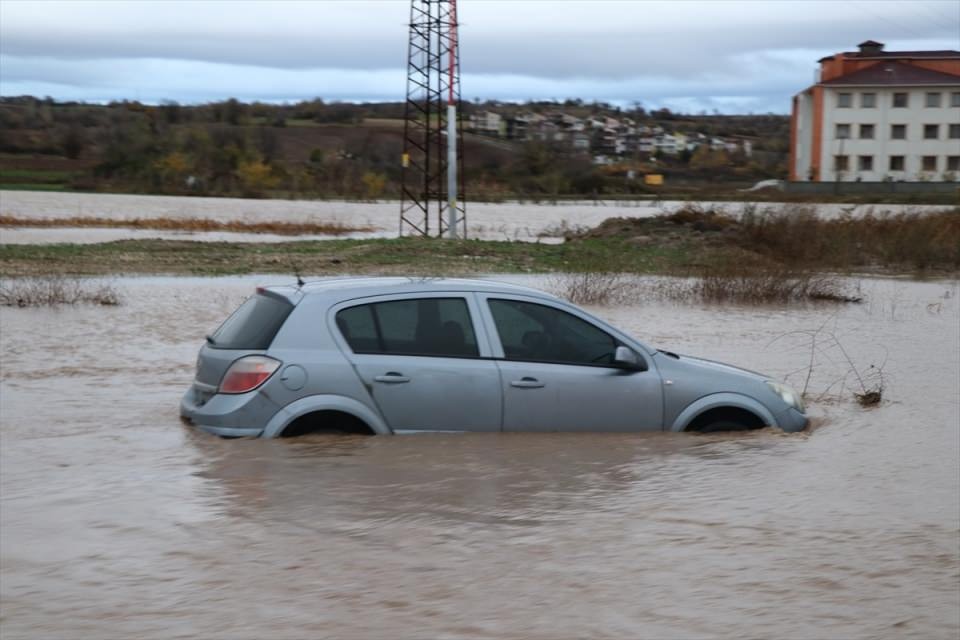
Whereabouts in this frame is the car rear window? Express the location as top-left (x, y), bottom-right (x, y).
top-left (209, 293), bottom-right (293, 350)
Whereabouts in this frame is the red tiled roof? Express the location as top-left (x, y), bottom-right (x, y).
top-left (820, 61), bottom-right (960, 86)
top-left (818, 50), bottom-right (960, 63)
top-left (848, 49), bottom-right (960, 59)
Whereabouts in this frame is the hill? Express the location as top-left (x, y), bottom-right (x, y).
top-left (0, 96), bottom-right (789, 199)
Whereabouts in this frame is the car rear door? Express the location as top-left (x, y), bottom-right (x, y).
top-left (477, 295), bottom-right (663, 432)
top-left (331, 293), bottom-right (502, 432)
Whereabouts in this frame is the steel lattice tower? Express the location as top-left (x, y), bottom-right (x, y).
top-left (400, 0), bottom-right (466, 238)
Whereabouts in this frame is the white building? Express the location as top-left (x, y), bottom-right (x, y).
top-left (791, 41), bottom-right (960, 182)
top-left (468, 111), bottom-right (504, 137)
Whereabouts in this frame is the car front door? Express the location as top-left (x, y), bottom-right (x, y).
top-left (332, 294), bottom-right (502, 432)
top-left (479, 295), bottom-right (663, 432)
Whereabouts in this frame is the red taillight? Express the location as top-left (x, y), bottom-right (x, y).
top-left (219, 356), bottom-right (281, 394)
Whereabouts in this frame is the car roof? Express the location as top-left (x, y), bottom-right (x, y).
top-left (264, 277), bottom-right (561, 303)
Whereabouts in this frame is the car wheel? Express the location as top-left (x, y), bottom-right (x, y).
top-left (694, 419), bottom-right (754, 433)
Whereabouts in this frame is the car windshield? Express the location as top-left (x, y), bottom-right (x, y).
top-left (209, 293), bottom-right (293, 350)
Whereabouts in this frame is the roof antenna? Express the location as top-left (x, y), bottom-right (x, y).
top-left (293, 265), bottom-right (305, 288)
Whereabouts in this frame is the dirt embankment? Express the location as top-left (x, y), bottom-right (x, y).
top-left (570, 204), bottom-right (960, 273)
top-left (572, 206), bottom-right (738, 249)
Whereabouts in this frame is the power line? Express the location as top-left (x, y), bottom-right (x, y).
top-left (848, 0), bottom-right (937, 41)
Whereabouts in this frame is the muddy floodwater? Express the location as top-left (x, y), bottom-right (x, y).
top-left (1, 275), bottom-right (958, 639)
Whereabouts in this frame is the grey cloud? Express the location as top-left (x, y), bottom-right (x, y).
top-left (0, 53), bottom-right (803, 113)
top-left (2, 1), bottom-right (957, 80)
top-left (1, 0), bottom-right (956, 112)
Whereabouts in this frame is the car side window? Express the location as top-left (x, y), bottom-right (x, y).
top-left (336, 297), bottom-right (478, 358)
top-left (489, 299), bottom-right (619, 366)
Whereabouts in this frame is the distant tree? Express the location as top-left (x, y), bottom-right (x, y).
top-left (211, 98), bottom-right (246, 125)
top-left (61, 126), bottom-right (85, 159)
top-left (361, 171), bottom-right (386, 200)
top-left (236, 158), bottom-right (279, 196)
top-left (652, 107), bottom-right (674, 120)
top-left (160, 100), bottom-right (182, 124)
top-left (155, 151), bottom-right (190, 177)
top-left (689, 146), bottom-right (731, 177)
top-left (255, 127), bottom-right (279, 162)
top-left (309, 148), bottom-right (326, 164)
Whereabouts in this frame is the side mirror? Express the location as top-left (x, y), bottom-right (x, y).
top-left (613, 345), bottom-right (646, 371)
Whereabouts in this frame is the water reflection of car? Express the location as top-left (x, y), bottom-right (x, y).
top-left (180, 278), bottom-right (808, 438)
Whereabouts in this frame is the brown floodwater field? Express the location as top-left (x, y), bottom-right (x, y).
top-left (1, 275), bottom-right (958, 639)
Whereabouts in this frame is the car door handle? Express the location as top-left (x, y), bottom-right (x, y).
top-left (510, 377), bottom-right (545, 389)
top-left (374, 372), bottom-right (410, 383)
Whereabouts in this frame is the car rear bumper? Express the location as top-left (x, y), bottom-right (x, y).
top-left (180, 384), bottom-right (278, 438)
top-left (180, 416), bottom-right (264, 438)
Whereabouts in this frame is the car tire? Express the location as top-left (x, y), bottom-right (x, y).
top-left (694, 419), bottom-right (754, 433)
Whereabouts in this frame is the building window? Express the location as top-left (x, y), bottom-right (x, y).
top-left (947, 156), bottom-right (960, 172)
top-left (835, 123), bottom-right (851, 139)
top-left (861, 93), bottom-right (876, 108)
top-left (858, 155), bottom-right (873, 171)
top-left (837, 93), bottom-right (852, 108)
top-left (925, 92), bottom-right (942, 107)
top-left (890, 124), bottom-right (907, 139)
top-left (952, 92), bottom-right (960, 107)
top-left (889, 156), bottom-right (905, 171)
top-left (924, 124), bottom-right (939, 139)
top-left (859, 124), bottom-right (875, 139)
top-left (922, 156), bottom-right (937, 172)
top-left (949, 123), bottom-right (960, 139)
top-left (834, 155), bottom-right (849, 172)
top-left (892, 93), bottom-right (908, 108)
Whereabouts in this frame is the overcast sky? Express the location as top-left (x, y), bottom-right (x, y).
top-left (1, 0), bottom-right (958, 114)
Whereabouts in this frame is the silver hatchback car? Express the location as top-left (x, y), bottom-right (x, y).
top-left (181, 277), bottom-right (808, 437)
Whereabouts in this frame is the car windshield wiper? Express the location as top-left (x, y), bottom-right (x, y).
top-left (658, 349), bottom-right (680, 359)
top-left (205, 334), bottom-right (217, 345)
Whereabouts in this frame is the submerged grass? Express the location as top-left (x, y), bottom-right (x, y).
top-left (692, 267), bottom-right (861, 304)
top-left (551, 269), bottom-right (861, 307)
top-left (549, 272), bottom-right (633, 305)
top-left (0, 215), bottom-right (375, 236)
top-left (0, 275), bottom-right (121, 307)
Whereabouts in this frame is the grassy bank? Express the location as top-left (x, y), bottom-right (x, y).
top-left (0, 168), bottom-right (79, 192)
top-left (0, 237), bottom-right (697, 278)
top-left (2, 205), bottom-right (957, 279)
